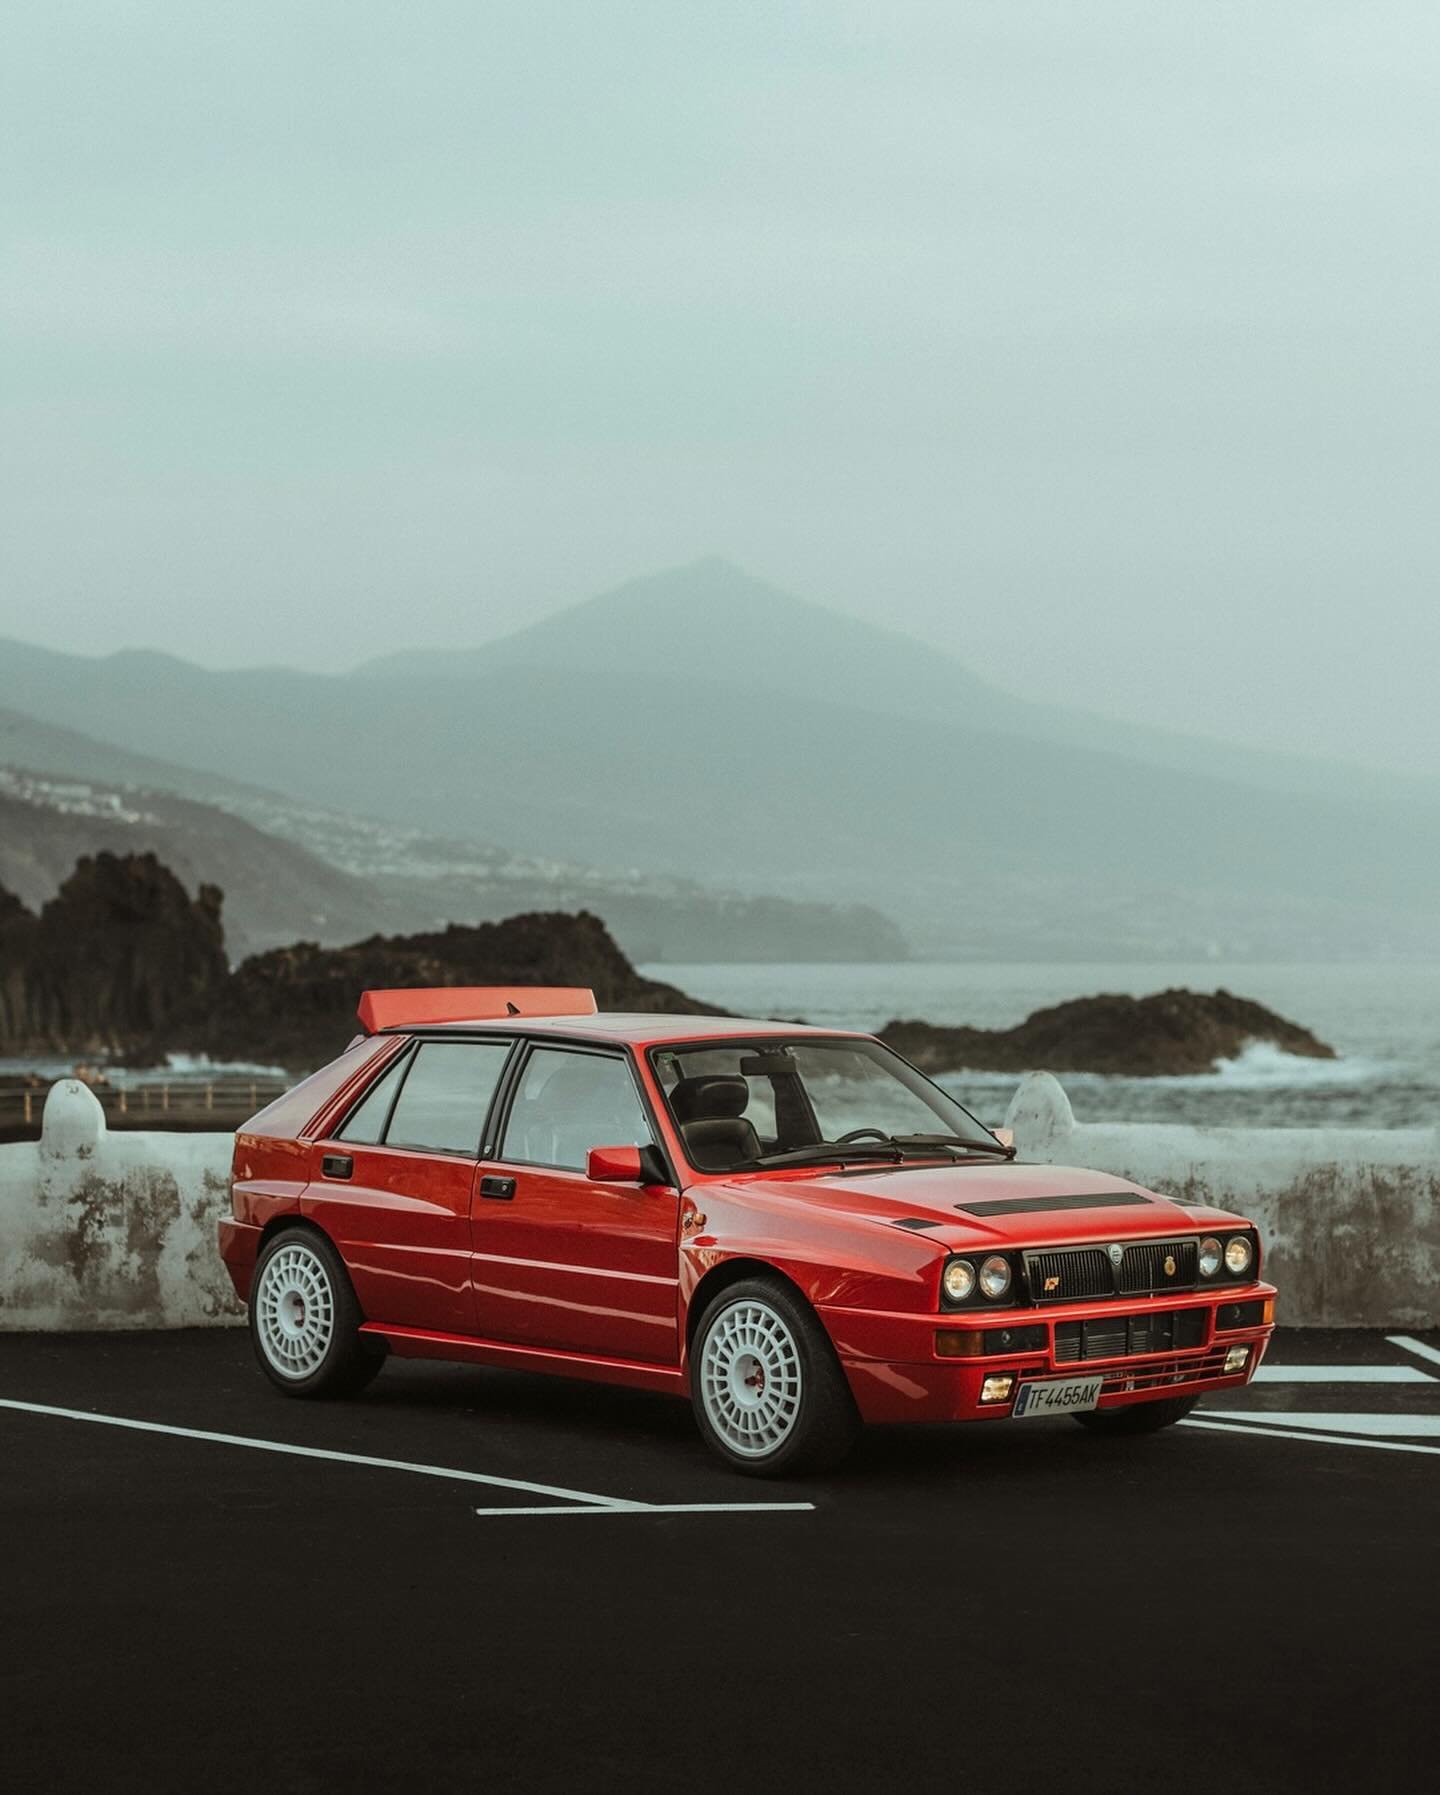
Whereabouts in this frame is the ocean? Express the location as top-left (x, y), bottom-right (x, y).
top-left (640, 961), bottom-right (1440, 1130)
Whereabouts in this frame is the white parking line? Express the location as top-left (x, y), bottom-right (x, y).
top-left (1199, 1409), bottom-right (1440, 1439)
top-left (471, 1502), bottom-right (814, 1517)
top-left (0, 1398), bottom-right (812, 1515)
top-left (1254, 1365), bottom-right (1431, 1382)
top-left (1183, 1416), bottom-right (1440, 1458)
top-left (1388, 1335), bottom-right (1440, 1370)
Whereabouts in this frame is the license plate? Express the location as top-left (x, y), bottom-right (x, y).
top-left (1012, 1375), bottom-right (1103, 1418)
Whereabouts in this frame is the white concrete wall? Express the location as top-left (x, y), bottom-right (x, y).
top-left (0, 1080), bottom-right (243, 1331)
top-left (2, 1077), bottom-right (1435, 1331)
top-left (1004, 1073), bottom-right (1439, 1328)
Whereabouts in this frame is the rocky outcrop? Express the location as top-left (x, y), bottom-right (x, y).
top-left (880, 988), bottom-right (1336, 1078)
top-left (169, 909), bottom-right (720, 1067)
top-left (0, 854), bottom-right (228, 1059)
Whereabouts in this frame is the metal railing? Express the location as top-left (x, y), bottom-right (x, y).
top-left (0, 1077), bottom-right (290, 1134)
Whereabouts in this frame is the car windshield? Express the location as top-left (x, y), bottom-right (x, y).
top-left (651, 1036), bottom-right (1005, 1174)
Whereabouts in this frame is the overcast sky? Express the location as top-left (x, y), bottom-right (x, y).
top-left (3, 2), bottom-right (1438, 777)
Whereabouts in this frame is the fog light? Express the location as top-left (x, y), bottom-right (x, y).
top-left (1224, 1345), bottom-right (1251, 1374)
top-left (979, 1374), bottom-right (1016, 1404)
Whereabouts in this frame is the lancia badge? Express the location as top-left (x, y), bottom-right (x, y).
top-left (1107, 1243), bottom-right (1124, 1267)
top-left (1163, 1253), bottom-right (1177, 1277)
top-left (1044, 1275), bottom-right (1061, 1292)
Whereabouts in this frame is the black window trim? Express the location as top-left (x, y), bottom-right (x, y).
top-left (333, 1034), bottom-right (519, 1161)
top-left (488, 1037), bottom-right (675, 1183)
top-left (646, 1031), bottom-right (1001, 1174)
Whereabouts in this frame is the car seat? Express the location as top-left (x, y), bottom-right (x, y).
top-left (669, 1075), bottom-right (762, 1171)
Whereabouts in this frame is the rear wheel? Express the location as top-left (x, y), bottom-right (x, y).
top-left (1074, 1394), bottom-right (1198, 1434)
top-left (691, 1277), bottom-right (859, 1477)
top-left (250, 1227), bottom-right (383, 1398)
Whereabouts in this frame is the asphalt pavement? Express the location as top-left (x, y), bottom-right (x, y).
top-left (2, 1326), bottom-right (1437, 1794)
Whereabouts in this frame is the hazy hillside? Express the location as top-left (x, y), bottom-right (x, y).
top-left (0, 743), bottom-right (906, 964)
top-left (4, 560), bottom-right (1437, 957)
top-left (359, 559), bottom-right (1440, 810)
top-left (0, 776), bottom-right (385, 958)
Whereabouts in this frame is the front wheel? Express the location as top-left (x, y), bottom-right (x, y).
top-left (690, 1277), bottom-right (859, 1477)
top-left (1074, 1394), bottom-right (1199, 1434)
top-left (250, 1226), bottom-right (384, 1398)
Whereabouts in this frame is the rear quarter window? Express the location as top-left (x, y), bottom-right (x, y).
top-left (382, 1040), bottom-right (513, 1156)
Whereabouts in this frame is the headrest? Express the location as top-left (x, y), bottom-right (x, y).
top-left (670, 1075), bottom-right (750, 1123)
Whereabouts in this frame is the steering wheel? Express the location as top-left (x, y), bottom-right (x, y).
top-left (836, 1128), bottom-right (890, 1145)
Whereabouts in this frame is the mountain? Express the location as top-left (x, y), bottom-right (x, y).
top-left (3, 559), bottom-right (1437, 958)
top-left (0, 772), bottom-right (384, 959)
top-left (0, 724), bottom-right (905, 963)
top-left (356, 558), bottom-right (1440, 811)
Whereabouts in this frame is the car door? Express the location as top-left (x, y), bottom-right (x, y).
top-left (305, 1036), bottom-right (514, 1334)
top-left (470, 1042), bottom-right (681, 1364)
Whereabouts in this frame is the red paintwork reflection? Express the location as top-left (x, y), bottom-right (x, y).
top-left (220, 1016), bottom-right (1276, 1424)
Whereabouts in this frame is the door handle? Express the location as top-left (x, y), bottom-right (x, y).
top-left (321, 1153), bottom-right (353, 1180)
top-left (479, 1174), bottom-right (516, 1200)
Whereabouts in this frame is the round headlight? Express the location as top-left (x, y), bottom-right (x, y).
top-left (979, 1254), bottom-right (1012, 1300)
top-left (942, 1259), bottom-right (976, 1303)
top-left (1198, 1236), bottom-right (1222, 1278)
top-left (1225, 1235), bottom-right (1254, 1276)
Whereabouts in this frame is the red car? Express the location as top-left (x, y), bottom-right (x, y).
top-left (220, 987), bottom-right (1275, 1475)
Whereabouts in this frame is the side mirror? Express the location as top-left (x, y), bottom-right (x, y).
top-left (587, 1144), bottom-right (646, 1183)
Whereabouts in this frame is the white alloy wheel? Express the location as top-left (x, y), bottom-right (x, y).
top-left (255, 1240), bottom-right (337, 1379)
top-left (699, 1297), bottom-right (804, 1458)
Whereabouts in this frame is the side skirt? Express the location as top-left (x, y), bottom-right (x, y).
top-left (359, 1323), bottom-right (688, 1397)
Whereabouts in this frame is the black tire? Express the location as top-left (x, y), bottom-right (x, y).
top-left (690, 1275), bottom-right (860, 1477)
top-left (1074, 1394), bottom-right (1199, 1434)
top-left (249, 1225), bottom-right (384, 1399)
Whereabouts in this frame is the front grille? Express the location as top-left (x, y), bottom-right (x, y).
top-left (1024, 1246), bottom-right (1113, 1302)
top-left (1054, 1308), bottom-right (1208, 1363)
top-left (1117, 1238), bottom-right (1198, 1295)
top-left (1022, 1238), bottom-right (1198, 1303)
top-left (1021, 1343), bottom-right (1238, 1393)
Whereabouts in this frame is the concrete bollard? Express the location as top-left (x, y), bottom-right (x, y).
top-left (1, 1081), bottom-right (241, 1331)
top-left (40, 1078), bottom-right (107, 1160)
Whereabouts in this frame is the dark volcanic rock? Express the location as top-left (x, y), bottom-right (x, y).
top-left (171, 909), bottom-right (721, 1068)
top-left (0, 852), bottom-right (228, 1058)
top-left (880, 988), bottom-right (1337, 1078)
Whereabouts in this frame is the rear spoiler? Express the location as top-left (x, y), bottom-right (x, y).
top-left (356, 986), bottom-right (598, 1034)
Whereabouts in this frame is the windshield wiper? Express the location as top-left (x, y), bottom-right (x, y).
top-left (736, 1144), bottom-right (906, 1170)
top-left (888, 1133), bottom-right (1016, 1160)
top-left (735, 1134), bottom-right (1014, 1171)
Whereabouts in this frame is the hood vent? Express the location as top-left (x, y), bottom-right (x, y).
top-left (955, 1192), bottom-right (1152, 1218)
top-left (891, 1216), bottom-right (942, 1231)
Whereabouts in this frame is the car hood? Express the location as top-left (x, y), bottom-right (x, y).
top-left (709, 1160), bottom-right (1244, 1248)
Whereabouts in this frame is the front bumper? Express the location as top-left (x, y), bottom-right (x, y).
top-left (820, 1283), bottom-right (1276, 1424)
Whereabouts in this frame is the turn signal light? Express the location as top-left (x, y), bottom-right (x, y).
top-left (1262, 1297), bottom-right (1275, 1324)
top-left (936, 1330), bottom-right (985, 1359)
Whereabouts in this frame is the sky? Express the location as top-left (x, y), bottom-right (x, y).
top-left (2, 1), bottom-right (1438, 777)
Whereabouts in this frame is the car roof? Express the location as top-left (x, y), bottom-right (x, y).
top-left (389, 1013), bottom-right (867, 1047)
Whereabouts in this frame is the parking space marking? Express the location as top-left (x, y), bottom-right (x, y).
top-left (0, 1397), bottom-right (637, 1504)
top-left (1388, 1335), bottom-right (1440, 1370)
top-left (1200, 1408), bottom-right (1440, 1438)
top-left (0, 1397), bottom-right (814, 1517)
top-left (1184, 1416), bottom-right (1440, 1456)
top-left (471, 1502), bottom-right (814, 1517)
top-left (1254, 1364), bottom-right (1431, 1383)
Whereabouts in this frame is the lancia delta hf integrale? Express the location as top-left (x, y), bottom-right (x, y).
top-left (219, 987), bottom-right (1275, 1474)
